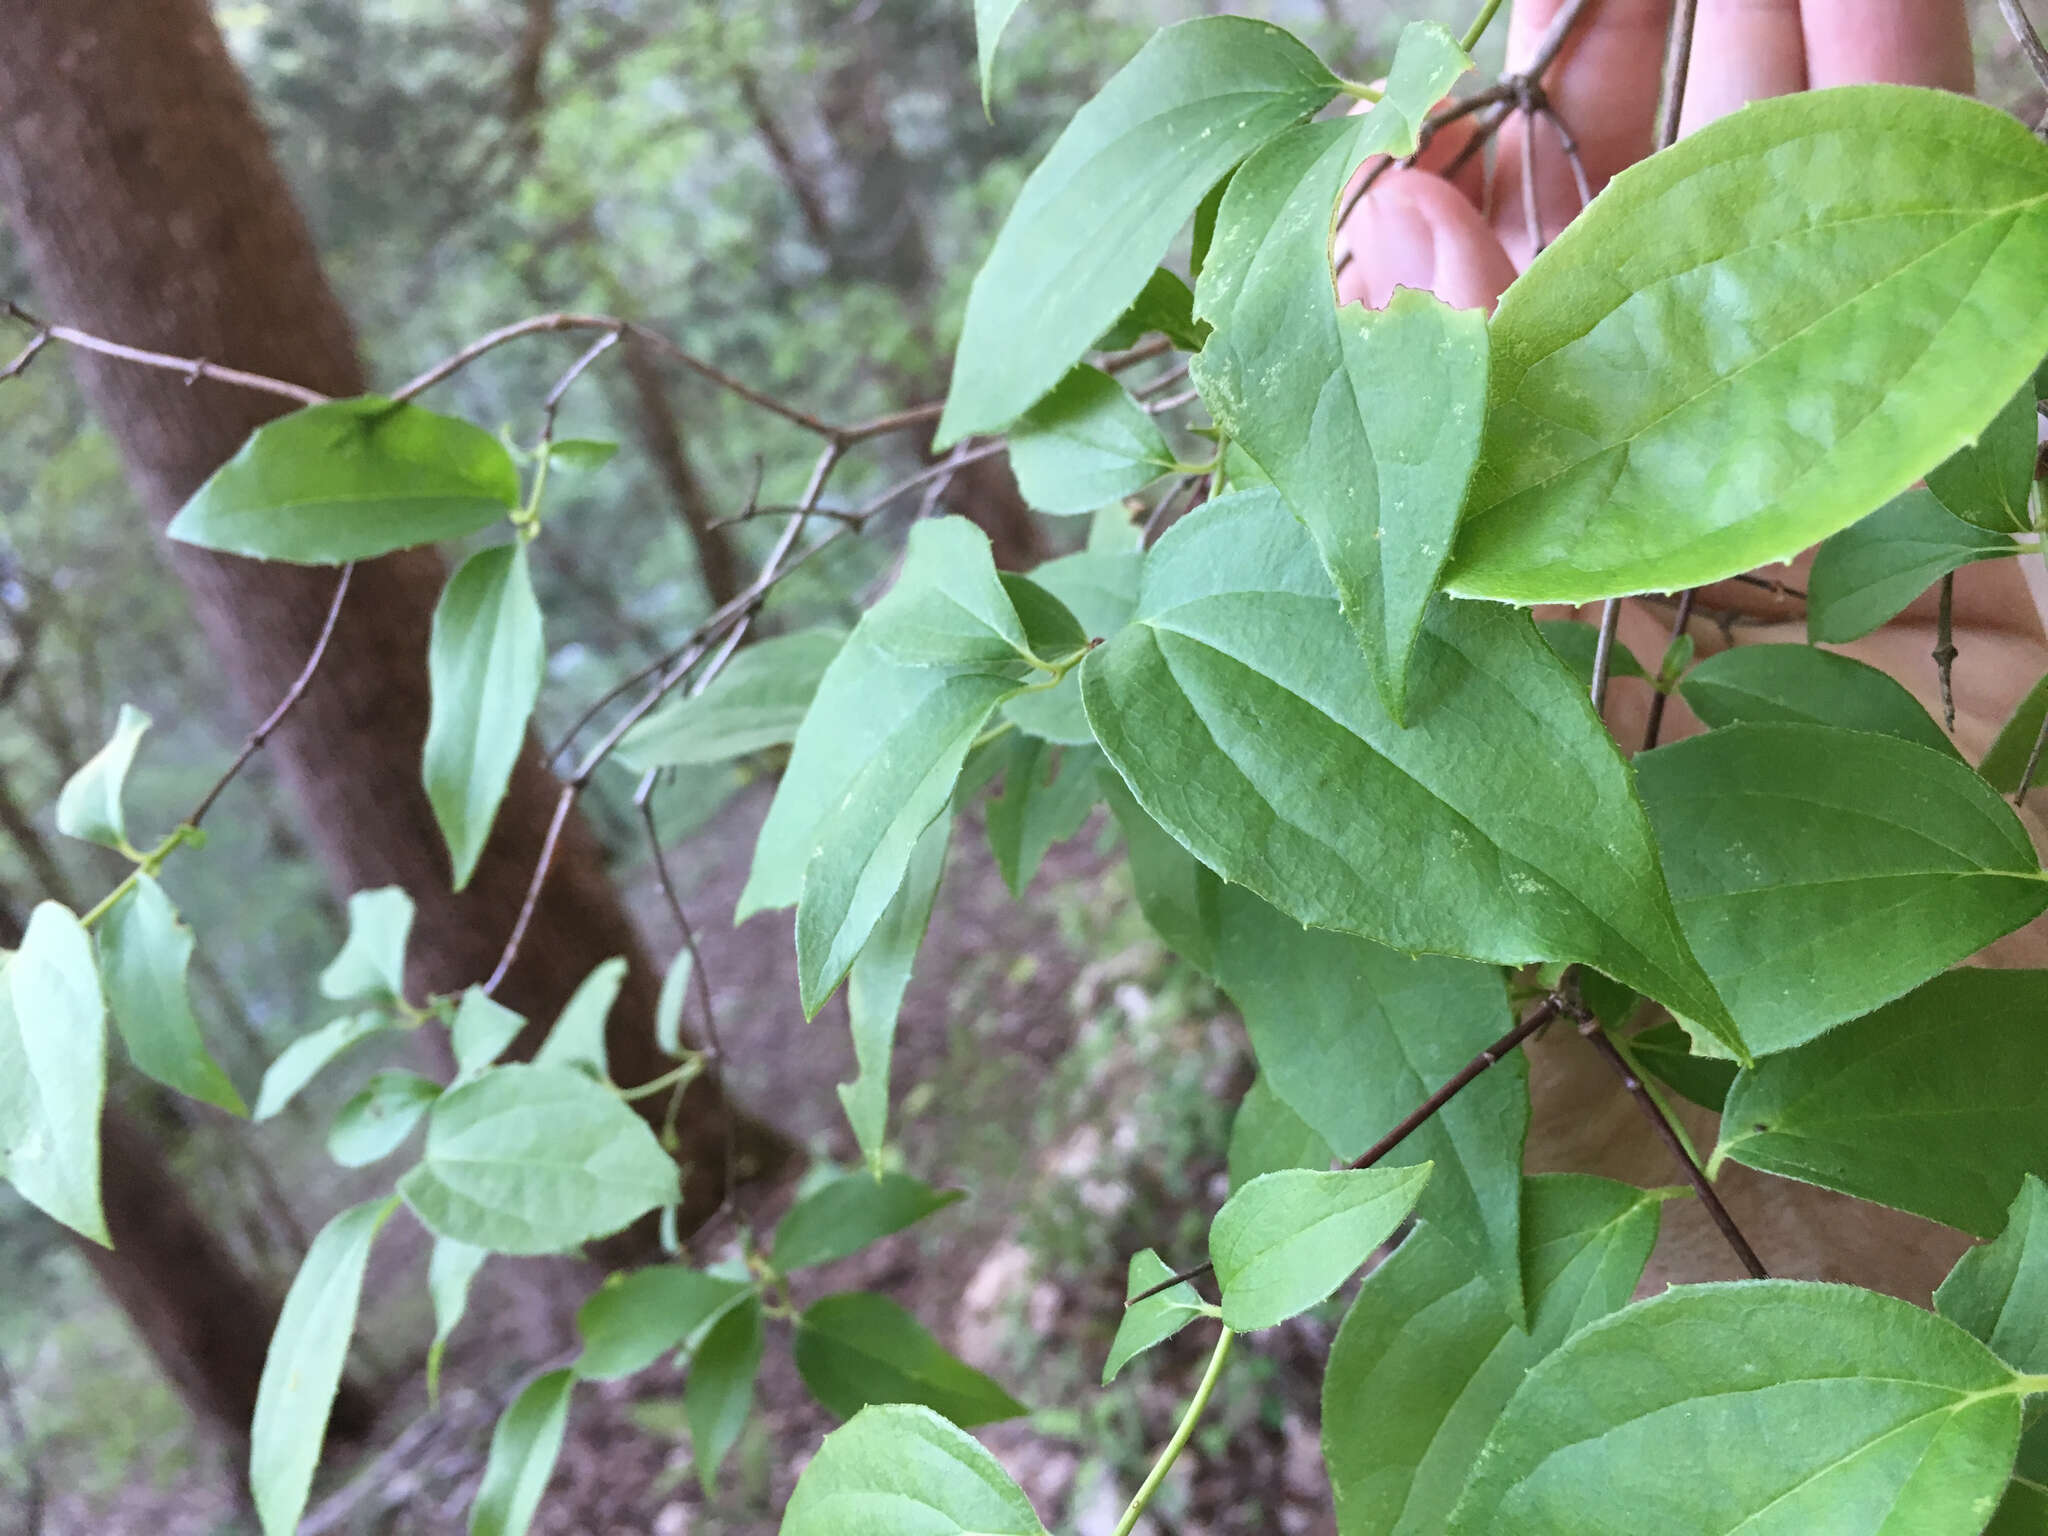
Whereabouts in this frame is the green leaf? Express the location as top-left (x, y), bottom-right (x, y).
top-left (426, 1238), bottom-right (487, 1403)
top-left (55, 704), bottom-right (150, 852)
top-left (1001, 551), bottom-right (1140, 745)
top-left (0, 905), bottom-right (108, 1244)
top-left (424, 543), bottom-right (546, 892)
top-left (1103, 1248), bottom-right (1207, 1385)
top-left (839, 816), bottom-right (950, 1171)
top-left (1447, 87), bottom-right (2048, 603)
top-left (773, 1171), bottom-right (963, 1274)
top-left (168, 396), bottom-right (521, 564)
top-left (1715, 969), bottom-right (2048, 1237)
top-left (974, 0), bottom-right (1027, 113)
top-left (1939, 1175), bottom-right (2048, 1377)
top-left (1678, 643), bottom-right (1955, 756)
top-left (531, 956), bottom-right (625, 1078)
top-left (250, 1196), bottom-right (398, 1536)
top-left (1214, 886), bottom-right (1526, 1321)
top-left (1007, 366), bottom-right (1175, 515)
top-left (793, 1292), bottom-right (1026, 1426)
top-left (1807, 489), bottom-right (2019, 643)
top-left (575, 1264), bottom-right (752, 1381)
top-left (1446, 1280), bottom-right (2027, 1535)
top-left (1637, 724), bottom-right (2048, 1056)
top-left (1101, 770), bottom-right (1222, 976)
top-left (937, 16), bottom-right (1339, 445)
top-left (1095, 267), bottom-right (1206, 353)
top-left (687, 1296), bottom-right (764, 1497)
top-left (1627, 1021), bottom-right (1736, 1112)
top-left (742, 522), bottom-right (1051, 1014)
top-left (397, 1064), bottom-right (680, 1255)
top-left (1227, 1076), bottom-right (1333, 1189)
top-left (1987, 1476), bottom-right (2048, 1535)
top-left (653, 947), bottom-right (692, 1060)
top-left (326, 1070), bottom-right (438, 1167)
top-left (95, 874), bottom-right (244, 1114)
top-left (984, 738), bottom-right (1101, 897)
top-left (618, 627), bottom-right (845, 770)
top-left (1082, 490), bottom-right (1741, 1056)
top-left (450, 985), bottom-right (524, 1080)
top-left (1191, 25), bottom-right (1481, 718)
top-left (1929, 381), bottom-right (2038, 533)
top-left (319, 886), bottom-right (414, 1004)
top-left (469, 1368), bottom-right (575, 1536)
top-left (1983, 671), bottom-right (2048, 795)
top-left (1324, 1175), bottom-right (1666, 1536)
top-left (1210, 1164), bottom-right (1433, 1331)
top-left (1533, 620), bottom-right (1645, 689)
top-left (781, 1403), bottom-right (1048, 1536)
top-left (547, 437), bottom-right (617, 472)
top-left (253, 1011), bottom-right (392, 1121)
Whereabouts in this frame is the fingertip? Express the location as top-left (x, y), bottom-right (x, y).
top-left (1334, 168), bottom-right (1518, 313)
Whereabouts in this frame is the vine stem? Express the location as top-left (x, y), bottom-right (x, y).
top-left (1110, 1327), bottom-right (1236, 1536)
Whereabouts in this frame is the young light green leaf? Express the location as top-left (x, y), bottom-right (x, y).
top-left (531, 955), bottom-right (625, 1079)
top-left (95, 874), bottom-right (244, 1114)
top-left (1103, 1248), bottom-right (1208, 1385)
top-left (687, 1296), bottom-right (764, 1497)
top-left (1446, 1281), bottom-right (2027, 1535)
top-left (1007, 366), bottom-right (1174, 515)
top-left (424, 543), bottom-right (546, 892)
top-left (839, 814), bottom-right (949, 1171)
top-left (469, 1368), bottom-right (575, 1536)
top-left (253, 1012), bottom-right (392, 1121)
top-left (1627, 1021), bottom-right (1736, 1113)
top-left (794, 1292), bottom-right (1026, 1426)
top-left (1533, 620), bottom-right (1646, 689)
top-left (772, 1171), bottom-right (963, 1274)
top-left (653, 947), bottom-right (692, 1059)
top-left (1228, 1076), bottom-right (1334, 1189)
top-left (975, 0), bottom-right (1028, 113)
top-left (55, 704), bottom-right (150, 852)
top-left (1095, 268), bottom-right (1206, 353)
top-left (1938, 1175), bottom-right (2048, 1378)
top-left (326, 1070), bottom-right (438, 1167)
top-left (0, 905), bottom-right (108, 1244)
top-left (1447, 87), bottom-right (2048, 602)
top-left (250, 1196), bottom-right (398, 1536)
top-left (1001, 550), bottom-right (1140, 745)
top-left (1324, 1175), bottom-right (1667, 1536)
top-left (1928, 381), bottom-right (2037, 533)
top-left (1637, 724), bottom-right (2048, 1057)
top-left (937, 16), bottom-right (1339, 445)
top-left (1215, 886), bottom-right (1526, 1321)
top-left (1210, 1164), bottom-right (1433, 1331)
top-left (781, 1403), bottom-right (1048, 1536)
top-left (1715, 969), bottom-right (2048, 1237)
top-left (397, 1064), bottom-right (680, 1255)
top-left (450, 985), bottom-right (524, 1080)
top-left (617, 627), bottom-right (845, 770)
top-left (426, 1238), bottom-right (487, 1403)
top-left (547, 437), bottom-right (617, 472)
top-left (984, 739), bottom-right (1101, 897)
top-left (1678, 643), bottom-right (1955, 757)
top-left (168, 396), bottom-right (521, 564)
top-left (1191, 26), bottom-right (1481, 718)
top-left (575, 1264), bottom-right (753, 1381)
top-left (1982, 671), bottom-right (2048, 795)
top-left (1082, 490), bottom-right (1741, 1057)
top-left (1807, 489), bottom-right (2019, 643)
top-left (319, 886), bottom-right (414, 1004)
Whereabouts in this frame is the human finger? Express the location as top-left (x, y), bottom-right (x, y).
top-left (1676, 0), bottom-right (1808, 136)
top-left (1333, 166), bottom-right (1520, 312)
top-left (1800, 0), bottom-right (1972, 90)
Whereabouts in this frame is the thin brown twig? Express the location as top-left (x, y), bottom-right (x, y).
top-left (1640, 588), bottom-right (1696, 753)
top-left (1655, 0), bottom-right (1701, 150)
top-left (2016, 706), bottom-right (2048, 808)
top-left (1569, 1001), bottom-right (1768, 1279)
top-left (482, 783), bottom-right (575, 996)
top-left (2001, 0), bottom-right (2048, 95)
top-left (1125, 994), bottom-right (1563, 1307)
top-left (539, 328), bottom-right (623, 442)
top-left (5, 302), bottom-right (327, 406)
top-left (185, 565), bottom-right (355, 829)
top-left (1936, 573), bottom-right (1959, 732)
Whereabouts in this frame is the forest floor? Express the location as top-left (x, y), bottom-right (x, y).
top-left (27, 781), bottom-right (1341, 1536)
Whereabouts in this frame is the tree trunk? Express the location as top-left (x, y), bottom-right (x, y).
top-left (0, 0), bottom-right (788, 1262)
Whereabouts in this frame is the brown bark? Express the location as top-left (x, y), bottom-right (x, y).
top-left (0, 0), bottom-right (787, 1247)
top-left (617, 336), bottom-right (742, 607)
